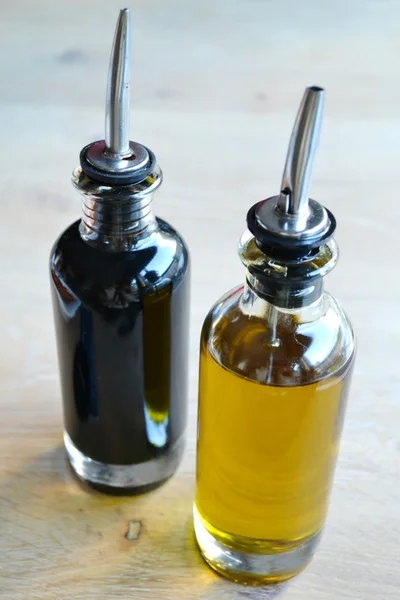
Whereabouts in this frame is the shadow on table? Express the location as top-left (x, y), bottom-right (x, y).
top-left (0, 444), bottom-right (291, 599)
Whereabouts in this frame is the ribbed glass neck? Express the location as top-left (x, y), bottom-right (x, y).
top-left (72, 165), bottom-right (162, 252)
top-left (79, 192), bottom-right (157, 251)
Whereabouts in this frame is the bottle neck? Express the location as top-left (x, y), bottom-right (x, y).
top-left (238, 231), bottom-right (338, 310)
top-left (246, 270), bottom-right (324, 309)
top-left (79, 192), bottom-right (157, 251)
top-left (72, 165), bottom-right (162, 251)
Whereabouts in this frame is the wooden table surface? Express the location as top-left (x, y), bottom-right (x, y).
top-left (1, 1), bottom-right (399, 598)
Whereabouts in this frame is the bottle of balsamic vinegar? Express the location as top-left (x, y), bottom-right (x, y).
top-left (194, 87), bottom-right (355, 583)
top-left (50, 9), bottom-right (190, 494)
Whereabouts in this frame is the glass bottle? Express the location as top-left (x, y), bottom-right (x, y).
top-left (49, 9), bottom-right (189, 494)
top-left (194, 86), bottom-right (355, 584)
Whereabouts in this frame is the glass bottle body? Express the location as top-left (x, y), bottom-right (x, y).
top-left (50, 215), bottom-right (190, 494)
top-left (194, 283), bottom-right (355, 584)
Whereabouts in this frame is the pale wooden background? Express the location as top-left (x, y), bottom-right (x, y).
top-left (0, 1), bottom-right (399, 598)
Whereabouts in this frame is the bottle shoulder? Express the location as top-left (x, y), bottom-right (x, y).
top-left (49, 219), bottom-right (189, 308)
top-left (202, 285), bottom-right (355, 386)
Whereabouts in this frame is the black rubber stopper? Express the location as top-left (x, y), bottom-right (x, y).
top-left (246, 201), bottom-right (337, 260)
top-left (79, 144), bottom-right (157, 186)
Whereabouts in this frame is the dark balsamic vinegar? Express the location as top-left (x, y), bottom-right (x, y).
top-left (50, 8), bottom-right (190, 493)
top-left (50, 218), bottom-right (189, 486)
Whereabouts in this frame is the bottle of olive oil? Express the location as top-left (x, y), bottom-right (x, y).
top-left (194, 86), bottom-right (355, 584)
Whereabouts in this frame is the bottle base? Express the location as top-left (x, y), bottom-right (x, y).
top-left (64, 431), bottom-right (184, 495)
top-left (193, 506), bottom-right (321, 585)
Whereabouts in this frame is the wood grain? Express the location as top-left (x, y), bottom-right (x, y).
top-left (0, 1), bottom-right (399, 598)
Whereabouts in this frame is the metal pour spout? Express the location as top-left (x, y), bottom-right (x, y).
top-left (105, 8), bottom-right (131, 157)
top-left (278, 86), bottom-right (324, 218)
top-left (247, 85), bottom-right (335, 254)
top-left (82, 8), bottom-right (153, 185)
